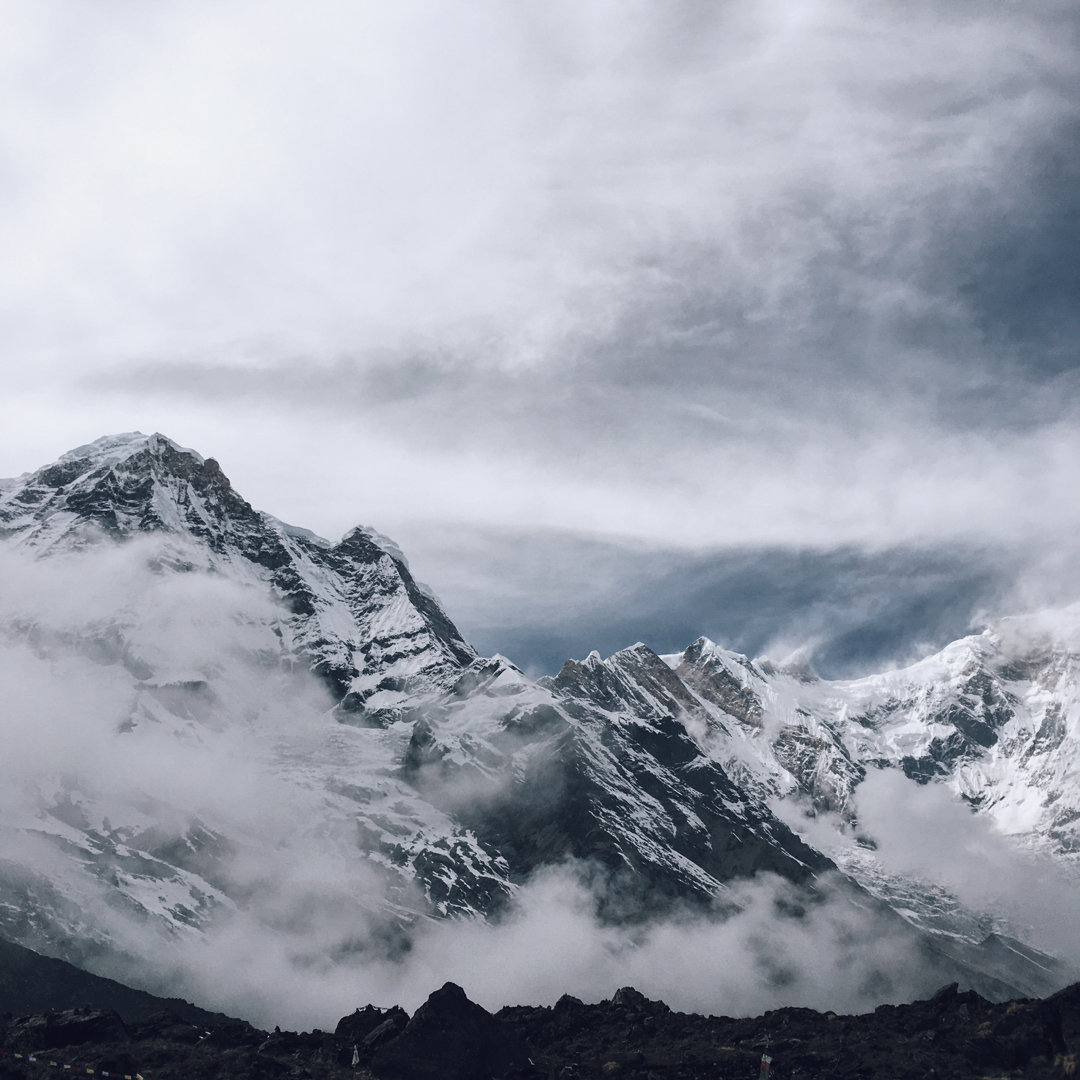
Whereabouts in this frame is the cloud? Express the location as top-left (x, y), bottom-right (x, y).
top-left (1, 1), bottom-right (1077, 559)
top-left (163, 863), bottom-right (953, 1030)
top-left (396, 525), bottom-right (1026, 677)
top-left (0, 541), bottom-right (332, 823)
top-left (369, 866), bottom-right (941, 1020)
top-left (854, 770), bottom-right (1080, 966)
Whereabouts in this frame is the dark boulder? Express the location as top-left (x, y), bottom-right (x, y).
top-left (5, 1006), bottom-right (127, 1050)
top-left (335, 1004), bottom-right (409, 1045)
top-left (609, 987), bottom-right (649, 1011)
top-left (553, 994), bottom-right (585, 1014)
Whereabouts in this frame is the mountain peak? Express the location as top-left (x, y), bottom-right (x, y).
top-left (2, 433), bottom-right (477, 713)
top-left (57, 431), bottom-right (203, 470)
top-left (0, 431), bottom-right (244, 552)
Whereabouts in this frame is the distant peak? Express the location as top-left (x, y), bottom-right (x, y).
top-left (612, 641), bottom-right (661, 664)
top-left (348, 524), bottom-right (409, 568)
top-left (685, 636), bottom-right (719, 657)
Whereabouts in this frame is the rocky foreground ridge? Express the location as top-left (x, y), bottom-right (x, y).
top-left (2, 946), bottom-right (1080, 1080)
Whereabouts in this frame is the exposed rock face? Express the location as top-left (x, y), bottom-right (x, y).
top-left (0, 432), bottom-right (475, 717)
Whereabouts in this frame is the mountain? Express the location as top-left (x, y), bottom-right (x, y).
top-left (0, 431), bottom-right (474, 710)
top-left (1, 433), bottom-right (1077, 1023)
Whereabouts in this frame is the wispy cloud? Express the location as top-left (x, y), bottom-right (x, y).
top-left (2, 0), bottom-right (1078, 666)
top-left (855, 770), bottom-right (1080, 967)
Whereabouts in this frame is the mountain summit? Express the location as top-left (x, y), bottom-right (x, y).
top-left (1, 431), bottom-right (475, 711)
top-left (1, 435), bottom-right (1077, 1023)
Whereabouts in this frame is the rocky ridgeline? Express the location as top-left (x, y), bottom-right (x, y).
top-left (3, 980), bottom-right (1080, 1080)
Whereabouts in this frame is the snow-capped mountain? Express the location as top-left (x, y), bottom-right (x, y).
top-left (564, 626), bottom-right (1080, 994)
top-left (1, 433), bottom-right (1077, 1017)
top-left (665, 615), bottom-right (1080, 851)
top-left (1, 432), bottom-right (474, 713)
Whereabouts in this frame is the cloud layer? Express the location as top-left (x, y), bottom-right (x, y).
top-left (854, 770), bottom-right (1080, 969)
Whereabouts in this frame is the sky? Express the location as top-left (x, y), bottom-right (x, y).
top-left (3, 0), bottom-right (1079, 675)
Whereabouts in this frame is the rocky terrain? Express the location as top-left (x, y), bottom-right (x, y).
top-left (2, 948), bottom-right (1079, 1080)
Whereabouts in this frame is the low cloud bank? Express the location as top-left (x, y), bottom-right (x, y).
top-left (169, 866), bottom-right (952, 1031)
top-left (854, 770), bottom-right (1080, 968)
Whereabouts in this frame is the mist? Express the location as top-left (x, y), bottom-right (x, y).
top-left (854, 770), bottom-right (1080, 969)
top-left (170, 865), bottom-right (964, 1031)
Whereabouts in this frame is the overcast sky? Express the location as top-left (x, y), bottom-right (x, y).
top-left (3, 1), bottom-right (1079, 674)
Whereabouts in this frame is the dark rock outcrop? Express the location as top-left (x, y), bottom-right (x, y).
top-left (335, 1003), bottom-right (409, 1053)
top-left (5, 1007), bottom-right (127, 1051)
top-left (369, 982), bottom-right (537, 1080)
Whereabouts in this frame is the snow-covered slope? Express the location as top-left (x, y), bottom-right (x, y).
top-left (662, 613), bottom-right (1080, 857)
top-left (1, 433), bottom-right (1077, 1013)
top-left (0, 434), bottom-right (503, 973)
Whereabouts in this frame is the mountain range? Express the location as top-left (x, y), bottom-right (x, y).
top-left (1, 432), bottom-right (1078, 1025)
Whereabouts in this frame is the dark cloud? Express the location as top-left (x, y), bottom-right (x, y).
top-left (397, 525), bottom-right (1026, 676)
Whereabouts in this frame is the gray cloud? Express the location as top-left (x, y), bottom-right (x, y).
top-left (2, 0), bottom-right (1079, 671)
